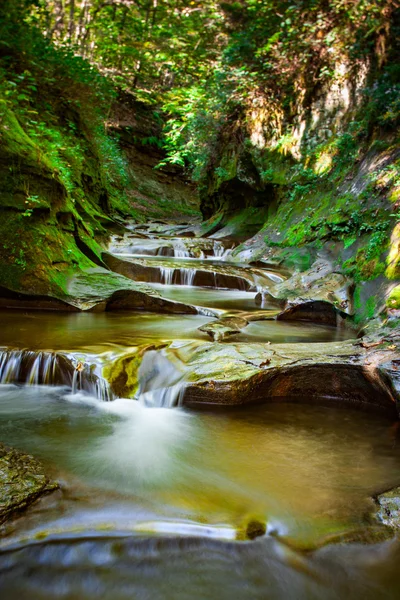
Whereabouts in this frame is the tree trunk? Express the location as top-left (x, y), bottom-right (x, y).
top-left (68, 0), bottom-right (75, 42)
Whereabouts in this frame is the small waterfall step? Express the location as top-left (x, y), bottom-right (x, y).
top-left (109, 235), bottom-right (234, 260)
top-left (103, 253), bottom-right (282, 292)
top-left (0, 349), bottom-right (113, 401)
top-left (136, 347), bottom-right (188, 408)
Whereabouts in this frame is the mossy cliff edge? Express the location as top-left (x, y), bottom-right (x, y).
top-left (194, 6), bottom-right (399, 324)
top-left (0, 9), bottom-right (198, 307)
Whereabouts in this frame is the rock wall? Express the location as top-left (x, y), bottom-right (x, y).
top-left (198, 57), bottom-right (400, 322)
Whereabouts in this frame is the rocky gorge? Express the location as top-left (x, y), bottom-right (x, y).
top-left (0, 1), bottom-right (400, 598)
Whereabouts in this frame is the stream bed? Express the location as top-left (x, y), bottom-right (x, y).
top-left (0, 225), bottom-right (399, 599)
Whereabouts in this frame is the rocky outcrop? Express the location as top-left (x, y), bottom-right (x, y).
top-left (66, 268), bottom-right (198, 313)
top-left (105, 334), bottom-right (400, 416)
top-left (0, 268), bottom-right (198, 313)
top-left (0, 443), bottom-right (58, 525)
top-left (173, 340), bottom-right (399, 415)
top-left (255, 258), bottom-right (354, 326)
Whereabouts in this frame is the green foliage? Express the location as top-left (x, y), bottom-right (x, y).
top-left (0, 5), bottom-right (130, 217)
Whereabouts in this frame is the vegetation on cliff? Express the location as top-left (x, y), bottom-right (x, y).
top-left (0, 0), bottom-right (399, 317)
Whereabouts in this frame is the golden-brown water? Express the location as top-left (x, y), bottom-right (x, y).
top-left (0, 252), bottom-right (396, 599)
top-left (1, 389), bottom-right (400, 598)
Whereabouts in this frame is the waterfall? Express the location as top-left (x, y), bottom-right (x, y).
top-left (0, 349), bottom-right (113, 402)
top-left (160, 267), bottom-right (174, 285)
top-left (172, 240), bottom-right (191, 258)
top-left (0, 350), bottom-right (68, 386)
top-left (136, 349), bottom-right (187, 408)
top-left (212, 241), bottom-right (233, 261)
top-left (181, 268), bottom-right (196, 286)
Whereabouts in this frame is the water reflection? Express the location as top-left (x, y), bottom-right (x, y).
top-left (0, 309), bottom-right (355, 355)
top-left (1, 386), bottom-right (400, 597)
top-left (1, 386), bottom-right (400, 541)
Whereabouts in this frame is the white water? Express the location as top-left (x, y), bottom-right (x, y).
top-left (0, 350), bottom-right (64, 386)
top-left (136, 349), bottom-right (187, 408)
top-left (0, 349), bottom-right (112, 401)
top-left (160, 266), bottom-right (174, 285)
top-left (212, 240), bottom-right (233, 261)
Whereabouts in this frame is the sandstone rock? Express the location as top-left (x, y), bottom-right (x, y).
top-left (106, 339), bottom-right (400, 416)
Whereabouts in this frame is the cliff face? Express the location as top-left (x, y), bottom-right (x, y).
top-left (197, 49), bottom-right (399, 321)
top-left (0, 17), bottom-right (198, 305)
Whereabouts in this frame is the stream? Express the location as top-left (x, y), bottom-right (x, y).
top-left (1, 224), bottom-right (400, 599)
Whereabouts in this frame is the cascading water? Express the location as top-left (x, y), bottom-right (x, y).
top-left (160, 267), bottom-right (174, 285)
top-left (0, 350), bottom-right (70, 386)
top-left (172, 240), bottom-right (191, 258)
top-left (212, 241), bottom-right (233, 261)
top-left (136, 349), bottom-right (187, 408)
top-left (181, 268), bottom-right (196, 286)
top-left (0, 349), bottom-right (113, 401)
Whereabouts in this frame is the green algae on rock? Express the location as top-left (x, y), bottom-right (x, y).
top-left (0, 443), bottom-right (58, 525)
top-left (103, 343), bottom-right (168, 398)
top-left (0, 267), bottom-right (199, 314)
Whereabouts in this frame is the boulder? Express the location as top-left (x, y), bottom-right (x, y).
top-left (0, 443), bottom-right (58, 525)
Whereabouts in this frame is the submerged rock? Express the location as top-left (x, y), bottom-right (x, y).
top-left (199, 316), bottom-right (249, 342)
top-left (0, 443), bottom-right (58, 525)
top-left (375, 487), bottom-right (400, 529)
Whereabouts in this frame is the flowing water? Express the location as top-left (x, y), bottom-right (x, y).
top-left (0, 225), bottom-right (399, 599)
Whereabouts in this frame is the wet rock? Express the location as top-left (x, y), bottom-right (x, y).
top-left (0, 268), bottom-right (198, 314)
top-left (103, 343), bottom-right (167, 398)
top-left (276, 299), bottom-right (348, 327)
top-left (199, 316), bottom-right (249, 342)
top-left (375, 487), bottom-right (400, 529)
top-left (109, 338), bottom-right (400, 415)
top-left (66, 268), bottom-right (197, 313)
top-left (160, 339), bottom-right (400, 416)
top-left (255, 259), bottom-right (354, 326)
top-left (0, 443), bottom-right (58, 525)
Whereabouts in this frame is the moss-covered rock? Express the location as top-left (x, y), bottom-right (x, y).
top-left (0, 443), bottom-right (58, 525)
top-left (103, 344), bottom-right (167, 398)
top-left (109, 338), bottom-right (400, 415)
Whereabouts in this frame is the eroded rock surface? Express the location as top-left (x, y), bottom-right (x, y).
top-left (255, 258), bottom-right (354, 326)
top-left (65, 268), bottom-right (197, 313)
top-left (0, 443), bottom-right (58, 525)
top-left (105, 337), bottom-right (400, 416)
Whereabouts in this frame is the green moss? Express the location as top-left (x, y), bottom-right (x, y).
top-left (103, 344), bottom-right (167, 398)
top-left (387, 285), bottom-right (400, 310)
